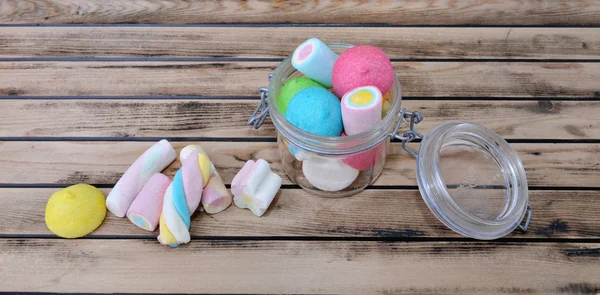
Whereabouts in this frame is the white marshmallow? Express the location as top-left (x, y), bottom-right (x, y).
top-left (302, 157), bottom-right (359, 191)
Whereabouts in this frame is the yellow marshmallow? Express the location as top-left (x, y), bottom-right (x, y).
top-left (45, 184), bottom-right (106, 238)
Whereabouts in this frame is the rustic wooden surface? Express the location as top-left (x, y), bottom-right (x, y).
top-left (1, 1), bottom-right (599, 294)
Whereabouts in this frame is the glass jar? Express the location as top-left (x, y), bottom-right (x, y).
top-left (249, 43), bottom-right (532, 240)
top-left (265, 43), bottom-right (404, 197)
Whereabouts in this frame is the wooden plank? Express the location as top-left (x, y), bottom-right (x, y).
top-left (1, 99), bottom-right (599, 140)
top-left (0, 141), bottom-right (598, 187)
top-left (1, 62), bottom-right (599, 98)
top-left (1, 27), bottom-right (599, 59)
top-left (2, 0), bottom-right (600, 25)
top-left (1, 188), bottom-right (598, 239)
top-left (1, 239), bottom-right (599, 294)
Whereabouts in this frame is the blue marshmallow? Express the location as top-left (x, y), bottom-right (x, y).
top-left (285, 87), bottom-right (343, 137)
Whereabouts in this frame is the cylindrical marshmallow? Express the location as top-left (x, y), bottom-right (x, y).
top-left (291, 38), bottom-right (338, 88)
top-left (202, 171), bottom-right (232, 214)
top-left (179, 144), bottom-right (232, 213)
top-left (232, 159), bottom-right (282, 217)
top-left (127, 173), bottom-right (170, 231)
top-left (341, 86), bottom-right (383, 135)
top-left (158, 151), bottom-right (211, 247)
top-left (106, 139), bottom-right (176, 217)
top-left (302, 157), bottom-right (359, 192)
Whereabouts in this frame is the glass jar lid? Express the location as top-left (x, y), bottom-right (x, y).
top-left (415, 121), bottom-right (530, 240)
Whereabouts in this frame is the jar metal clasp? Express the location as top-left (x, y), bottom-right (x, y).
top-left (248, 74), bottom-right (272, 129)
top-left (390, 109), bottom-right (424, 159)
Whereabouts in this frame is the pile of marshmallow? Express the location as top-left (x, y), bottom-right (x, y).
top-left (278, 38), bottom-right (395, 191)
top-left (106, 140), bottom-right (281, 247)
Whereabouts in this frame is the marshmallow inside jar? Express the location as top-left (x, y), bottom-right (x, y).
top-left (263, 42), bottom-right (401, 197)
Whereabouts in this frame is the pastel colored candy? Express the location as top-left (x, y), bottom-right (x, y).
top-left (179, 144), bottom-right (232, 213)
top-left (232, 159), bottom-right (282, 217)
top-left (106, 139), bottom-right (176, 217)
top-left (291, 38), bottom-right (338, 88)
top-left (277, 77), bottom-right (324, 116)
top-left (158, 151), bottom-right (211, 247)
top-left (285, 87), bottom-right (343, 137)
top-left (332, 45), bottom-right (395, 97)
top-left (341, 132), bottom-right (384, 171)
top-left (202, 171), bottom-right (232, 214)
top-left (341, 86), bottom-right (383, 135)
top-left (302, 157), bottom-right (359, 191)
top-left (126, 173), bottom-right (170, 231)
top-left (45, 184), bottom-right (106, 238)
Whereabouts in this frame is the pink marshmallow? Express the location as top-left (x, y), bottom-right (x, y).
top-left (341, 132), bottom-right (384, 171)
top-left (127, 173), bottom-right (170, 231)
top-left (341, 86), bottom-right (383, 135)
top-left (106, 139), bottom-right (176, 217)
top-left (332, 45), bottom-right (395, 97)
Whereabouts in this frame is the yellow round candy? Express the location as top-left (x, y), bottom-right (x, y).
top-left (45, 184), bottom-right (106, 238)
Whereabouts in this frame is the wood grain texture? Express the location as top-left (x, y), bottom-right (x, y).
top-left (1, 61), bottom-right (600, 97)
top-left (0, 141), bottom-right (598, 187)
top-left (2, 0), bottom-right (600, 25)
top-left (1, 27), bottom-right (599, 59)
top-left (1, 99), bottom-right (598, 139)
top-left (2, 188), bottom-right (599, 239)
top-left (1, 239), bottom-right (599, 294)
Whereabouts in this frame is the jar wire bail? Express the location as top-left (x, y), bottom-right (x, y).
top-left (390, 109), bottom-right (424, 159)
top-left (248, 74), bottom-right (272, 129)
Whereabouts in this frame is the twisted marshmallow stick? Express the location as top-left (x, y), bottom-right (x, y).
top-left (158, 151), bottom-right (210, 247)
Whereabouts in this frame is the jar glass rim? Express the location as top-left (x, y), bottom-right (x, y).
top-left (268, 42), bottom-right (402, 155)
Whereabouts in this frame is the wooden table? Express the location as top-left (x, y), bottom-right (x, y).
top-left (1, 1), bottom-right (600, 294)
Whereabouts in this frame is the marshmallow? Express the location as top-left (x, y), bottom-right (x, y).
top-left (341, 86), bottom-right (383, 135)
top-left (106, 139), bottom-right (176, 217)
top-left (232, 159), bottom-right (282, 217)
top-left (202, 171), bottom-right (232, 214)
top-left (302, 157), bottom-right (359, 191)
top-left (278, 77), bottom-right (324, 116)
top-left (157, 151), bottom-right (211, 247)
top-left (45, 184), bottom-right (106, 239)
top-left (179, 145), bottom-right (232, 214)
top-left (332, 45), bottom-right (395, 97)
top-left (285, 87), bottom-right (343, 137)
top-left (341, 132), bottom-right (384, 171)
top-left (292, 38), bottom-right (338, 88)
top-left (127, 173), bottom-right (170, 231)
